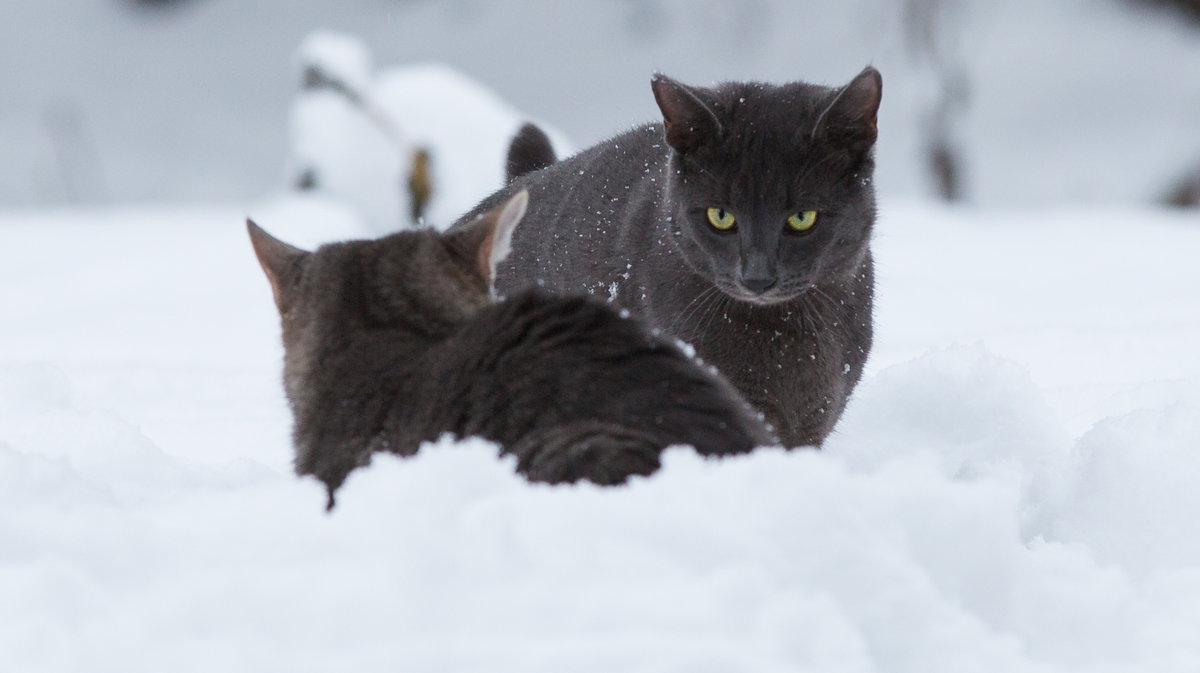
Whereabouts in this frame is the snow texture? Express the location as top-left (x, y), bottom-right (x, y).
top-left (2, 186), bottom-right (1198, 671)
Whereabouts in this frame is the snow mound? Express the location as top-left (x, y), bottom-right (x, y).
top-left (1050, 407), bottom-right (1200, 578)
top-left (3, 310), bottom-right (1200, 670)
top-left (287, 31), bottom-right (572, 234)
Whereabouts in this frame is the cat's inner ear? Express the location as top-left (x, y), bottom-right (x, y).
top-left (447, 189), bottom-right (529, 288)
top-left (651, 74), bottom-right (723, 155)
top-left (485, 189), bottom-right (528, 281)
top-left (811, 66), bottom-right (883, 151)
top-left (246, 219), bottom-right (310, 314)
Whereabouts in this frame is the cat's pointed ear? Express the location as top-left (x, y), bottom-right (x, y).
top-left (651, 74), bottom-right (723, 154)
top-left (446, 189), bottom-right (528, 287)
top-left (486, 189), bottom-right (528, 278)
top-left (247, 219), bottom-right (309, 313)
top-left (811, 66), bottom-right (882, 151)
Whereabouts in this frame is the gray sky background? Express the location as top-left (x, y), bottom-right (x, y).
top-left (2, 0), bottom-right (1197, 207)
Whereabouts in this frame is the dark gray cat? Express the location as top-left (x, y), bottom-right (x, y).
top-left (248, 191), bottom-right (774, 508)
top-left (457, 68), bottom-right (882, 447)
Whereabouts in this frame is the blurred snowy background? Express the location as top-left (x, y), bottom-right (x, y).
top-left (3, 2), bottom-right (1200, 671)
top-left (2, 0), bottom-right (1198, 214)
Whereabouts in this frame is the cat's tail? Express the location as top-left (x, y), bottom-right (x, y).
top-left (505, 123), bottom-right (557, 183)
top-left (509, 421), bottom-right (662, 486)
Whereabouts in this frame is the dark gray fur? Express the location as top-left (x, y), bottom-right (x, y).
top-left (453, 69), bottom-right (882, 447)
top-left (248, 195), bottom-right (773, 508)
top-left (506, 122), bottom-right (558, 182)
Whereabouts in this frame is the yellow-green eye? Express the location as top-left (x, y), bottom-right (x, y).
top-left (707, 207), bottom-right (736, 231)
top-left (787, 210), bottom-right (818, 232)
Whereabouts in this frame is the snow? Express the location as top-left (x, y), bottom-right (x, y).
top-left (295, 31), bottom-right (374, 97)
top-left (2, 189), bottom-right (1198, 670)
top-left (288, 31), bottom-right (572, 233)
top-left (4, 24), bottom-right (1200, 667)
top-left (2, 4), bottom-right (1197, 667)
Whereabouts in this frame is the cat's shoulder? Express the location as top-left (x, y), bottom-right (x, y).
top-left (452, 124), bottom-right (668, 231)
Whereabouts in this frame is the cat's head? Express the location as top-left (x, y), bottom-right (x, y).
top-left (247, 190), bottom-right (528, 410)
top-left (651, 67), bottom-right (881, 305)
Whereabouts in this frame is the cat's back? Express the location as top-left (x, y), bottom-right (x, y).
top-left (457, 125), bottom-right (669, 297)
top-left (456, 288), bottom-right (677, 384)
top-left (448, 289), bottom-right (773, 454)
top-left (491, 123), bottom-right (666, 212)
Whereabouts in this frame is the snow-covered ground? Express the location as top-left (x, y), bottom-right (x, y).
top-left (4, 0), bottom-right (1198, 668)
top-left (2, 193), bottom-right (1198, 671)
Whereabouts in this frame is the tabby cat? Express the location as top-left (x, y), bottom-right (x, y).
top-left (249, 191), bottom-right (774, 507)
